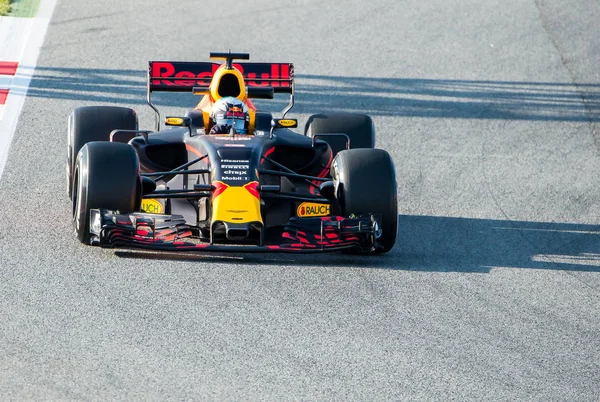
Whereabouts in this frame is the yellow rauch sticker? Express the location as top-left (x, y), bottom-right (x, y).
top-left (297, 202), bottom-right (330, 217)
top-left (141, 199), bottom-right (163, 214)
top-left (278, 119), bottom-right (297, 127)
top-left (166, 117), bottom-right (184, 126)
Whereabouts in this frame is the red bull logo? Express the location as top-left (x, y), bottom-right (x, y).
top-left (226, 106), bottom-right (245, 118)
top-left (149, 61), bottom-right (293, 89)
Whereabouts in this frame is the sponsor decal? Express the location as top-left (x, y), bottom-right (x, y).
top-left (150, 61), bottom-right (293, 89)
top-left (296, 202), bottom-right (331, 217)
top-left (223, 170), bottom-right (247, 176)
top-left (277, 119), bottom-right (297, 127)
top-left (141, 198), bottom-right (163, 214)
top-left (150, 61), bottom-right (214, 87)
top-left (245, 63), bottom-right (293, 88)
top-left (222, 164), bottom-right (249, 169)
top-left (165, 117), bottom-right (184, 126)
top-left (213, 136), bottom-right (253, 141)
top-left (227, 106), bottom-right (244, 118)
top-left (219, 160), bottom-right (251, 181)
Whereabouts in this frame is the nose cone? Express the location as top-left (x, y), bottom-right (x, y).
top-left (211, 181), bottom-right (262, 224)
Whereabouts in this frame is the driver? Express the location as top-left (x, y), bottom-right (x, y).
top-left (209, 96), bottom-right (250, 134)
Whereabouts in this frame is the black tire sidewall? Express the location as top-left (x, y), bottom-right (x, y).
top-left (72, 151), bottom-right (89, 243)
top-left (332, 148), bottom-right (398, 253)
top-left (72, 142), bottom-right (141, 244)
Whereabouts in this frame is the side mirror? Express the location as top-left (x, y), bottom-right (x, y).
top-left (247, 86), bottom-right (275, 99)
top-left (319, 180), bottom-right (335, 199)
top-left (141, 176), bottom-right (157, 195)
top-left (165, 116), bottom-right (191, 127)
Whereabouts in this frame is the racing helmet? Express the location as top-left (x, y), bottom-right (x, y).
top-left (210, 96), bottom-right (249, 134)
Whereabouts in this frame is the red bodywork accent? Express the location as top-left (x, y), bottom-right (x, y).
top-left (310, 147), bottom-right (333, 194)
top-left (264, 147), bottom-right (276, 157)
top-left (212, 181), bottom-right (229, 199)
top-left (186, 144), bottom-right (203, 158)
top-left (186, 144), bottom-right (210, 166)
top-left (244, 182), bottom-right (260, 199)
top-left (261, 146), bottom-right (276, 165)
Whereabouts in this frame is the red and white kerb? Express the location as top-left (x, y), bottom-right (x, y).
top-left (0, 61), bottom-right (18, 105)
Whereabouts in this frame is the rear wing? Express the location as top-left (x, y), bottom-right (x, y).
top-left (148, 61), bottom-right (294, 92)
top-left (147, 60), bottom-right (295, 130)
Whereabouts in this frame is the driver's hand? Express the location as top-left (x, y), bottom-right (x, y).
top-left (210, 124), bottom-right (230, 134)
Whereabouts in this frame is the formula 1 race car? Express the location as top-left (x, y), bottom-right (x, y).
top-left (67, 51), bottom-right (398, 253)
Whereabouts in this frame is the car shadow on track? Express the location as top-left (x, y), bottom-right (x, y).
top-left (293, 74), bottom-right (600, 122)
top-left (392, 214), bottom-right (600, 273)
top-left (23, 66), bottom-right (600, 122)
top-left (115, 215), bottom-right (600, 273)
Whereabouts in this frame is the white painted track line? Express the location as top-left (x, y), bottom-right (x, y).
top-left (0, 0), bottom-right (58, 178)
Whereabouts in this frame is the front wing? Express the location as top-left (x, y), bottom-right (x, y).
top-left (89, 210), bottom-right (380, 253)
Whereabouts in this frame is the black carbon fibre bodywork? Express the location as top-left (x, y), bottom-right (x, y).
top-left (106, 120), bottom-right (364, 251)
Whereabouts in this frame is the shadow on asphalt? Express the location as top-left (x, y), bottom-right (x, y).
top-left (115, 215), bottom-right (600, 273)
top-left (393, 215), bottom-right (600, 273)
top-left (22, 66), bottom-right (600, 122)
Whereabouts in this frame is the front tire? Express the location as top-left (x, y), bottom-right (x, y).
top-left (331, 148), bottom-right (398, 253)
top-left (67, 106), bottom-right (138, 199)
top-left (72, 142), bottom-right (141, 244)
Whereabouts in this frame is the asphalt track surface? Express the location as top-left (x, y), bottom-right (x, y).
top-left (1, 0), bottom-right (599, 399)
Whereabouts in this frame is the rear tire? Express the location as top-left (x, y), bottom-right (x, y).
top-left (67, 106), bottom-right (138, 199)
top-left (331, 148), bottom-right (397, 253)
top-left (305, 112), bottom-right (375, 157)
top-left (72, 142), bottom-right (141, 244)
